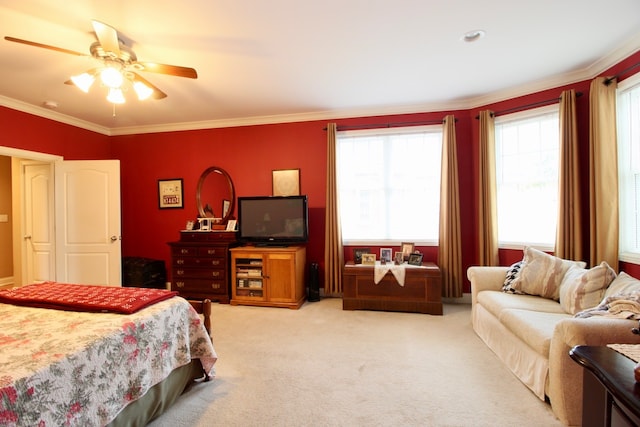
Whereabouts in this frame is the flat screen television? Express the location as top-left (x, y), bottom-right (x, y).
top-left (237, 195), bottom-right (309, 246)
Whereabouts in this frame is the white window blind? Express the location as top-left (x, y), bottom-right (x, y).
top-left (337, 126), bottom-right (442, 243)
top-left (618, 72), bottom-right (640, 261)
top-left (494, 105), bottom-right (560, 249)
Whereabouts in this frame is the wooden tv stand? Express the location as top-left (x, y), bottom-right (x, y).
top-left (342, 261), bottom-right (442, 315)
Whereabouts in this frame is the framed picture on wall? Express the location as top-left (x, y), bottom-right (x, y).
top-left (272, 169), bottom-right (300, 196)
top-left (158, 178), bottom-right (184, 209)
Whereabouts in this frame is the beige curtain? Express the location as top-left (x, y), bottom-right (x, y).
top-left (589, 77), bottom-right (619, 271)
top-left (324, 123), bottom-right (344, 296)
top-left (438, 115), bottom-right (462, 297)
top-left (555, 89), bottom-right (583, 261)
top-left (477, 110), bottom-right (499, 266)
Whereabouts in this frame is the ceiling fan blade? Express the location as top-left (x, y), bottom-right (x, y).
top-left (91, 20), bottom-right (121, 56)
top-left (137, 62), bottom-right (198, 79)
top-left (4, 36), bottom-right (87, 56)
top-left (131, 72), bottom-right (167, 99)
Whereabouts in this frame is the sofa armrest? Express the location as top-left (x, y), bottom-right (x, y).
top-left (467, 266), bottom-right (509, 307)
top-left (548, 317), bottom-right (640, 426)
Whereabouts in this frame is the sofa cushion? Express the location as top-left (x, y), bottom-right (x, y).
top-left (510, 246), bottom-right (586, 300)
top-left (499, 309), bottom-right (571, 357)
top-left (477, 290), bottom-right (566, 320)
top-left (502, 261), bottom-right (525, 294)
top-left (604, 271), bottom-right (640, 298)
top-left (559, 261), bottom-right (616, 315)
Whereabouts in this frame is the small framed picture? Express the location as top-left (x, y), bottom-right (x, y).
top-left (272, 169), bottom-right (301, 196)
top-left (380, 248), bottom-right (392, 263)
top-left (394, 252), bottom-right (404, 264)
top-left (222, 199), bottom-right (231, 217)
top-left (158, 179), bottom-right (184, 209)
top-left (226, 219), bottom-right (237, 231)
top-left (185, 220), bottom-right (195, 230)
top-left (401, 242), bottom-right (415, 260)
top-left (353, 248), bottom-right (371, 264)
top-left (361, 253), bottom-right (376, 265)
top-left (408, 253), bottom-right (424, 266)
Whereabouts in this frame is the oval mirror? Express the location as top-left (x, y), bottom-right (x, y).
top-left (196, 166), bottom-right (235, 223)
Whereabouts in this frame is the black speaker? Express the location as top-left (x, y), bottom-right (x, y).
top-left (307, 262), bottom-right (320, 302)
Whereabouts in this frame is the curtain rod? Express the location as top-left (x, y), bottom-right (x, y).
top-left (324, 118), bottom-right (453, 132)
top-left (474, 91), bottom-right (583, 119)
top-left (604, 61), bottom-right (640, 85)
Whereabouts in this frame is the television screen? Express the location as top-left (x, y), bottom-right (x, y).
top-left (237, 195), bottom-right (308, 245)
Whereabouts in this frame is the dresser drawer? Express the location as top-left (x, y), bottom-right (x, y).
top-left (173, 257), bottom-right (225, 268)
top-left (172, 279), bottom-right (227, 294)
top-left (173, 267), bottom-right (225, 279)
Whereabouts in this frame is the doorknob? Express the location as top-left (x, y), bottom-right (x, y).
top-left (110, 236), bottom-right (119, 242)
top-left (24, 235), bottom-right (31, 240)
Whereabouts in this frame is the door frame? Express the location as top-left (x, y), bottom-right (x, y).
top-left (0, 147), bottom-right (62, 286)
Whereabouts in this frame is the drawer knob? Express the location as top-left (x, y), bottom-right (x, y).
top-left (176, 270), bottom-right (184, 275)
top-left (211, 283), bottom-right (220, 289)
top-left (211, 260), bottom-right (220, 266)
top-left (180, 249), bottom-right (189, 254)
top-left (211, 271), bottom-right (220, 277)
top-left (207, 249), bottom-right (217, 255)
top-left (177, 259), bottom-right (184, 265)
top-left (176, 281), bottom-right (185, 288)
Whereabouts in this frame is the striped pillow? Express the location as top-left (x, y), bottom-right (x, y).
top-left (509, 246), bottom-right (586, 300)
top-left (559, 261), bottom-right (617, 314)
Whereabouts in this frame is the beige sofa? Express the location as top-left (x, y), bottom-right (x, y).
top-left (468, 262), bottom-right (640, 426)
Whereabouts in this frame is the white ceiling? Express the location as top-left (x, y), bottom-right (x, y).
top-left (1, 1), bottom-right (640, 136)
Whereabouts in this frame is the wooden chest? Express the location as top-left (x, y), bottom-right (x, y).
top-left (342, 261), bottom-right (442, 314)
top-left (168, 231), bottom-right (238, 303)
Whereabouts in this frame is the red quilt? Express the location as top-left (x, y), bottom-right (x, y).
top-left (0, 282), bottom-right (179, 314)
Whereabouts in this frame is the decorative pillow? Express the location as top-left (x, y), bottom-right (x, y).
top-left (604, 271), bottom-right (640, 298)
top-left (509, 246), bottom-right (586, 300)
top-left (559, 261), bottom-right (617, 314)
top-left (502, 261), bottom-right (525, 294)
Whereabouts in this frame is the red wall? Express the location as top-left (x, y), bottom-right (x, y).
top-left (1, 107), bottom-right (111, 159)
top-left (3, 48), bottom-right (640, 293)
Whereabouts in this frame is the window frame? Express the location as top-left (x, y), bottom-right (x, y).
top-left (336, 125), bottom-right (443, 246)
top-left (617, 71), bottom-right (640, 264)
top-left (494, 104), bottom-right (560, 252)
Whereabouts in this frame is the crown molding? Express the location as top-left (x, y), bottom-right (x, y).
top-left (0, 95), bottom-right (111, 135)
top-left (5, 33), bottom-right (640, 136)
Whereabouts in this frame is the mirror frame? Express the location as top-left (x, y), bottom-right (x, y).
top-left (196, 166), bottom-right (235, 223)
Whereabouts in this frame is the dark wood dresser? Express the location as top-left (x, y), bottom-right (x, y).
top-left (570, 345), bottom-right (640, 427)
top-left (168, 231), bottom-right (238, 303)
top-left (342, 261), bottom-right (442, 315)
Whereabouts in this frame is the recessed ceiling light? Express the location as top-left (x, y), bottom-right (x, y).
top-left (462, 29), bottom-right (486, 43)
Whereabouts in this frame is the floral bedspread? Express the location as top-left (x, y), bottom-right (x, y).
top-left (0, 296), bottom-right (217, 426)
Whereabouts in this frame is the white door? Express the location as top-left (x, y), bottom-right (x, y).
top-left (55, 160), bottom-right (122, 286)
top-left (23, 162), bottom-right (55, 283)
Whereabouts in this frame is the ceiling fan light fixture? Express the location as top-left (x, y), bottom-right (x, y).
top-left (70, 72), bottom-right (95, 93)
top-left (106, 87), bottom-right (126, 104)
top-left (133, 81), bottom-right (153, 100)
top-left (100, 66), bottom-right (124, 89)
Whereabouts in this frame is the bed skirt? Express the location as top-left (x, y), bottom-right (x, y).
top-left (108, 359), bottom-right (205, 426)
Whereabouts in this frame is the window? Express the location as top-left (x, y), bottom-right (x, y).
top-left (494, 105), bottom-right (560, 249)
top-left (617, 72), bottom-right (640, 261)
top-left (337, 126), bottom-right (442, 243)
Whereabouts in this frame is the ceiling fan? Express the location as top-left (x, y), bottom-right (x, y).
top-left (4, 20), bottom-right (198, 104)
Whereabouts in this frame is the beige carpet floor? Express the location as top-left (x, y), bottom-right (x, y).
top-left (149, 298), bottom-right (562, 427)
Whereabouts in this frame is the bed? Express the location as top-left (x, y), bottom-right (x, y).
top-left (0, 282), bottom-right (217, 427)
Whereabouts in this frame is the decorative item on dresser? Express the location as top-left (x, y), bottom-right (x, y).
top-left (168, 231), bottom-right (238, 303)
